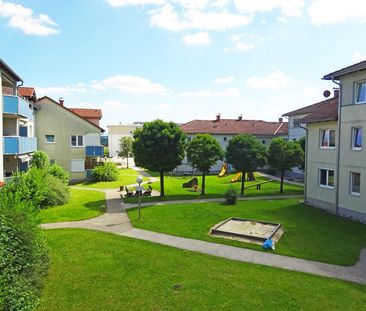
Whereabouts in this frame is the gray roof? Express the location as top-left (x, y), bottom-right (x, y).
top-left (323, 60), bottom-right (366, 80)
top-left (0, 58), bottom-right (22, 82)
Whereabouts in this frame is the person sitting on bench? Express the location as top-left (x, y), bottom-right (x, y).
top-left (143, 185), bottom-right (153, 196)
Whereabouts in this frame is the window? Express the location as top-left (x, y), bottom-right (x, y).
top-left (71, 135), bottom-right (84, 147)
top-left (319, 169), bottom-right (335, 188)
top-left (262, 140), bottom-right (266, 144)
top-left (45, 134), bottom-right (55, 143)
top-left (350, 172), bottom-right (361, 196)
top-left (223, 137), bottom-right (227, 141)
top-left (187, 137), bottom-right (192, 142)
top-left (70, 159), bottom-right (85, 172)
top-left (320, 129), bottom-right (336, 148)
top-left (352, 127), bottom-right (362, 150)
top-left (355, 81), bottom-right (366, 104)
top-left (293, 119), bottom-right (301, 128)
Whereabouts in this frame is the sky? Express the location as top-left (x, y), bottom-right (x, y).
top-left (1, 0), bottom-right (366, 130)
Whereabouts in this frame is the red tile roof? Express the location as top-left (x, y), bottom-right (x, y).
top-left (180, 119), bottom-right (288, 136)
top-left (283, 92), bottom-right (339, 117)
top-left (300, 97), bottom-right (338, 123)
top-left (323, 60), bottom-right (366, 80)
top-left (0, 181), bottom-right (5, 187)
top-left (18, 87), bottom-right (36, 98)
top-left (69, 108), bottom-right (102, 119)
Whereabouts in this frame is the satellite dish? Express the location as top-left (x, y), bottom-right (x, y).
top-left (323, 90), bottom-right (331, 98)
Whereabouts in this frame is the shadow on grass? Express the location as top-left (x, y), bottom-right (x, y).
top-left (85, 200), bottom-right (106, 212)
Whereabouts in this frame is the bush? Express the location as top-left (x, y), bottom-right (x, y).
top-left (30, 151), bottom-right (49, 169)
top-left (4, 168), bottom-right (69, 209)
top-left (92, 162), bottom-right (118, 182)
top-left (0, 191), bottom-right (48, 311)
top-left (224, 188), bottom-right (237, 205)
top-left (48, 163), bottom-right (70, 185)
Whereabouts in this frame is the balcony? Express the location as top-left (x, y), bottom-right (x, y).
top-left (3, 95), bottom-right (33, 120)
top-left (85, 146), bottom-right (104, 157)
top-left (4, 136), bottom-right (37, 155)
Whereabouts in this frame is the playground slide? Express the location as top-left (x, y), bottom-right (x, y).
top-left (230, 172), bottom-right (242, 183)
top-left (218, 167), bottom-right (226, 177)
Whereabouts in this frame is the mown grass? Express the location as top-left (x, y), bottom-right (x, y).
top-left (38, 229), bottom-right (366, 311)
top-left (40, 188), bottom-right (106, 223)
top-left (124, 173), bottom-right (303, 203)
top-left (128, 198), bottom-right (366, 265)
top-left (74, 168), bottom-right (147, 189)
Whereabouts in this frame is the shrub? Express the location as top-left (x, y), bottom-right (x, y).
top-left (0, 191), bottom-right (48, 311)
top-left (48, 163), bottom-right (70, 185)
top-left (224, 188), bottom-right (237, 205)
top-left (30, 151), bottom-right (49, 169)
top-left (42, 175), bottom-right (70, 207)
top-left (92, 162), bottom-right (118, 181)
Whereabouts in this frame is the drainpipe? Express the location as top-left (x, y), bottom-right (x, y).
top-left (332, 78), bottom-right (342, 215)
top-left (299, 125), bottom-right (308, 204)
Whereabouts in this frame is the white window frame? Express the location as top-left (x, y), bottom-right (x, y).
top-left (320, 129), bottom-right (336, 149)
top-left (45, 134), bottom-right (55, 144)
top-left (350, 172), bottom-right (361, 197)
top-left (355, 81), bottom-right (366, 105)
top-left (351, 127), bottom-right (362, 150)
top-left (319, 168), bottom-right (335, 189)
top-left (71, 134), bottom-right (84, 147)
top-left (70, 159), bottom-right (85, 172)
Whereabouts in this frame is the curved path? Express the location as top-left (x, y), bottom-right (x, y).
top-left (42, 186), bottom-right (366, 286)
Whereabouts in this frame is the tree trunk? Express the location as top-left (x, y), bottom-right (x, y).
top-left (280, 170), bottom-right (284, 193)
top-left (201, 171), bottom-right (206, 195)
top-left (160, 170), bottom-right (165, 197)
top-left (126, 154), bottom-right (129, 168)
top-left (241, 170), bottom-right (246, 195)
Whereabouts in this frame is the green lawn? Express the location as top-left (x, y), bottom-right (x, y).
top-left (38, 229), bottom-right (366, 311)
top-left (128, 198), bottom-right (366, 266)
top-left (40, 188), bottom-right (106, 223)
top-left (124, 173), bottom-right (303, 203)
top-left (75, 168), bottom-right (147, 189)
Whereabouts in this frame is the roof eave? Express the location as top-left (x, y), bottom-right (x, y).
top-left (0, 58), bottom-right (23, 82)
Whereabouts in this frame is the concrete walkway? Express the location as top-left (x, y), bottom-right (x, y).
top-left (42, 174), bottom-right (366, 285)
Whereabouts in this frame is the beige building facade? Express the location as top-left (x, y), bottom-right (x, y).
top-left (107, 123), bottom-right (143, 157)
top-left (36, 96), bottom-right (104, 181)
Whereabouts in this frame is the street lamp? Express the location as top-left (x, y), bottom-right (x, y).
top-left (136, 175), bottom-right (143, 220)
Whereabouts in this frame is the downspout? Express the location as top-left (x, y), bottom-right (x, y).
top-left (332, 78), bottom-right (341, 215)
top-left (299, 125), bottom-right (308, 204)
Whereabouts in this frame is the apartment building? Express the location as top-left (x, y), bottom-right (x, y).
top-left (0, 59), bottom-right (37, 182)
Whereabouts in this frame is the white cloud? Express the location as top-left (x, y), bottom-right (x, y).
top-left (178, 89), bottom-right (213, 97)
top-left (214, 76), bottom-right (234, 83)
top-left (308, 0), bottom-right (366, 25)
top-left (103, 100), bottom-right (131, 111)
top-left (96, 75), bottom-right (168, 94)
top-left (0, 1), bottom-right (58, 35)
top-left (182, 32), bottom-right (211, 45)
top-left (246, 70), bottom-right (291, 90)
top-left (150, 3), bottom-right (251, 31)
top-left (235, 42), bottom-right (254, 51)
top-left (154, 103), bottom-right (172, 110)
top-left (234, 0), bottom-right (304, 18)
top-left (105, 0), bottom-right (164, 7)
top-left (217, 88), bottom-right (239, 96)
top-left (352, 52), bottom-right (366, 63)
top-left (36, 84), bottom-right (87, 96)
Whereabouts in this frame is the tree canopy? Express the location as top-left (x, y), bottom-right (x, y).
top-left (118, 136), bottom-right (133, 168)
top-left (187, 134), bottom-right (224, 195)
top-left (132, 119), bottom-right (187, 196)
top-left (226, 134), bottom-right (267, 195)
top-left (267, 138), bottom-right (304, 193)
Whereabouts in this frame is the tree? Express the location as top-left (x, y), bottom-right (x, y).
top-left (30, 150), bottom-right (49, 169)
top-left (187, 134), bottom-right (224, 195)
top-left (132, 119), bottom-right (187, 197)
top-left (267, 138), bottom-right (304, 193)
top-left (298, 136), bottom-right (306, 170)
top-left (226, 134), bottom-right (267, 195)
top-left (118, 136), bottom-right (133, 168)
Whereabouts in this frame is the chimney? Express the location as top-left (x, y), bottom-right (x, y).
top-left (59, 97), bottom-right (64, 106)
top-left (279, 117), bottom-right (283, 123)
top-left (216, 113), bottom-right (221, 121)
top-left (238, 114), bottom-right (243, 121)
top-left (333, 88), bottom-right (340, 98)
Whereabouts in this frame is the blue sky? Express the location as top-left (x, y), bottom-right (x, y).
top-left (1, 0), bottom-right (366, 129)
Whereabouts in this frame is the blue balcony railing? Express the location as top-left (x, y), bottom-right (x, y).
top-left (85, 146), bottom-right (104, 157)
top-left (4, 136), bottom-right (37, 155)
top-left (3, 95), bottom-right (33, 120)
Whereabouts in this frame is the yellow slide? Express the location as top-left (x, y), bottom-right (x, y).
top-left (218, 166), bottom-right (226, 177)
top-left (231, 172), bottom-right (242, 183)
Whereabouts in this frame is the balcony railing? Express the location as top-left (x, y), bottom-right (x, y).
top-left (4, 136), bottom-right (37, 155)
top-left (3, 95), bottom-right (33, 120)
top-left (85, 146), bottom-right (104, 157)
